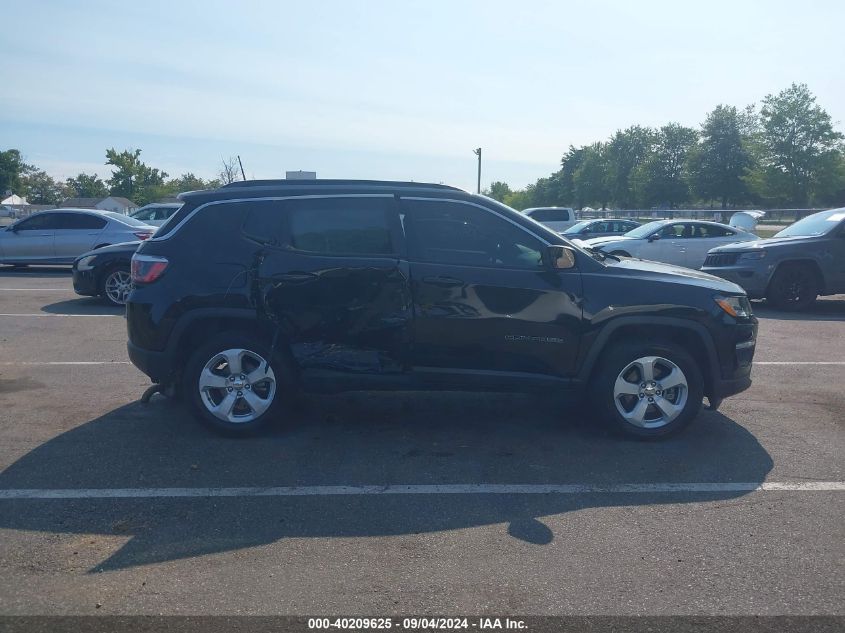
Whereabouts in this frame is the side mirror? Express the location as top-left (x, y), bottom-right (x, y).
top-left (548, 246), bottom-right (576, 270)
top-left (647, 233), bottom-right (661, 242)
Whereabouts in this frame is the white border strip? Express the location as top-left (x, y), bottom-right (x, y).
top-left (756, 361), bottom-right (845, 365)
top-left (0, 288), bottom-right (69, 291)
top-left (0, 361), bottom-right (132, 366)
top-left (0, 482), bottom-right (843, 500)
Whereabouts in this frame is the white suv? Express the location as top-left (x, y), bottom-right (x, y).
top-left (522, 207), bottom-right (578, 232)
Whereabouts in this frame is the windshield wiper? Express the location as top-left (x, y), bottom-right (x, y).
top-left (586, 247), bottom-right (620, 263)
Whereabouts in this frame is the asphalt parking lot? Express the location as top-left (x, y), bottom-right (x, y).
top-left (0, 267), bottom-right (843, 617)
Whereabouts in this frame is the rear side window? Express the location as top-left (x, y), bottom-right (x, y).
top-left (242, 201), bottom-right (286, 246)
top-left (56, 213), bottom-right (107, 230)
top-left (287, 197), bottom-right (394, 256)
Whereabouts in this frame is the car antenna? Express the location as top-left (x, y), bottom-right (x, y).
top-left (237, 155), bottom-right (247, 181)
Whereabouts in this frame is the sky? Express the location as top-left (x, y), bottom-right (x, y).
top-left (1, 0), bottom-right (844, 192)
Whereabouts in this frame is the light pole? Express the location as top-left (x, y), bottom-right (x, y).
top-left (473, 147), bottom-right (481, 194)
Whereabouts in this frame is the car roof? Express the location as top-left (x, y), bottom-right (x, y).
top-left (178, 179), bottom-right (466, 204)
top-left (135, 203), bottom-right (182, 208)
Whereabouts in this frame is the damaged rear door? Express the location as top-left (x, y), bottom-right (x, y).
top-left (249, 194), bottom-right (412, 376)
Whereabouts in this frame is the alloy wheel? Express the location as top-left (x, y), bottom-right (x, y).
top-left (613, 356), bottom-right (688, 429)
top-left (104, 269), bottom-right (133, 305)
top-left (198, 348), bottom-right (277, 424)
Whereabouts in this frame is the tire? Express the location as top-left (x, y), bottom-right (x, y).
top-left (589, 341), bottom-right (703, 439)
top-left (766, 264), bottom-right (819, 311)
top-left (100, 265), bottom-right (133, 306)
top-left (183, 332), bottom-right (290, 435)
top-left (610, 250), bottom-right (631, 257)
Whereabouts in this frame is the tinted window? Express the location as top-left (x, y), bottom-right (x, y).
top-left (288, 197), bottom-right (394, 255)
top-left (56, 213), bottom-right (107, 229)
top-left (692, 224), bottom-right (735, 238)
top-left (660, 223), bottom-right (691, 238)
top-left (528, 208), bottom-right (570, 222)
top-left (405, 200), bottom-right (544, 269)
top-left (242, 201), bottom-right (286, 245)
top-left (14, 213), bottom-right (62, 230)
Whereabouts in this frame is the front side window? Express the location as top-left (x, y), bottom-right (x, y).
top-left (404, 200), bottom-right (544, 269)
top-left (132, 208), bottom-right (156, 221)
top-left (287, 197), bottom-right (394, 256)
top-left (530, 208), bottom-right (569, 222)
top-left (15, 213), bottom-right (64, 230)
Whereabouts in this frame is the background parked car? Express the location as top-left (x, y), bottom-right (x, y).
top-left (0, 208), bottom-right (155, 266)
top-left (582, 220), bottom-right (757, 269)
top-left (72, 241), bottom-right (141, 306)
top-left (131, 202), bottom-right (182, 227)
top-left (562, 218), bottom-right (641, 239)
top-left (702, 208), bottom-right (845, 310)
top-left (522, 207), bottom-right (578, 231)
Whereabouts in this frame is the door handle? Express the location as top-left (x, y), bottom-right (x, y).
top-left (273, 271), bottom-right (318, 283)
top-left (423, 275), bottom-right (463, 287)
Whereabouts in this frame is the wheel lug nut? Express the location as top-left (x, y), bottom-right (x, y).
top-left (245, 384), bottom-right (251, 390)
top-left (648, 397), bottom-right (654, 402)
top-left (237, 391), bottom-right (243, 397)
top-left (639, 393), bottom-right (644, 398)
top-left (227, 387), bottom-right (232, 392)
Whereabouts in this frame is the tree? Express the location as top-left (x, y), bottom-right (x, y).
top-left (605, 126), bottom-right (654, 208)
top-left (553, 145), bottom-right (588, 206)
top-left (166, 173), bottom-right (220, 194)
top-left (632, 123), bottom-right (698, 208)
top-left (66, 173), bottom-right (108, 198)
top-left (756, 83), bottom-right (844, 206)
top-left (573, 143), bottom-right (611, 208)
top-left (21, 170), bottom-right (69, 205)
top-left (688, 105), bottom-right (753, 208)
top-left (219, 156), bottom-right (242, 185)
top-left (105, 148), bottom-right (168, 205)
top-left (484, 181), bottom-right (512, 202)
top-left (0, 149), bottom-right (34, 195)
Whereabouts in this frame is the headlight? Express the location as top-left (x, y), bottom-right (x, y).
top-left (715, 295), bottom-right (752, 319)
top-left (738, 251), bottom-right (766, 261)
top-left (76, 255), bottom-right (97, 271)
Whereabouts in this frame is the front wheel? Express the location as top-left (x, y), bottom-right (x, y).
top-left (184, 332), bottom-right (288, 435)
top-left (766, 264), bottom-right (818, 311)
top-left (590, 342), bottom-right (703, 439)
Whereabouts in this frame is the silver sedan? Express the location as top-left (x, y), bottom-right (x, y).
top-left (0, 208), bottom-right (157, 265)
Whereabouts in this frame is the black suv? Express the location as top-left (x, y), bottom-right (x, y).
top-left (702, 208), bottom-right (845, 310)
top-left (126, 180), bottom-right (757, 438)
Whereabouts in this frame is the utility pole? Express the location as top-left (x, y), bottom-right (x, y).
top-left (473, 147), bottom-right (481, 194)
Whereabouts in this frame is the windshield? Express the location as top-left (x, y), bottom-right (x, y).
top-left (623, 220), bottom-right (665, 238)
top-left (774, 210), bottom-right (845, 237)
top-left (102, 211), bottom-right (151, 227)
top-left (562, 220), bottom-right (592, 234)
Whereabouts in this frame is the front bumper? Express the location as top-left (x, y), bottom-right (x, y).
top-left (72, 267), bottom-right (99, 297)
top-left (700, 266), bottom-right (769, 299)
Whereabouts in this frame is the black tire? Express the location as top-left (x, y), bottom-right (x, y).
top-left (589, 341), bottom-right (704, 439)
top-left (610, 250), bottom-right (631, 257)
top-left (99, 264), bottom-right (132, 306)
top-left (766, 264), bottom-right (819, 311)
top-left (183, 331), bottom-right (292, 436)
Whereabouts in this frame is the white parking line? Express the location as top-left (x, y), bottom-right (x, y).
top-left (756, 362), bottom-right (845, 365)
top-left (0, 361), bottom-right (132, 366)
top-left (0, 482), bottom-right (843, 500)
top-left (0, 313), bottom-right (122, 317)
top-left (0, 288), bottom-right (69, 291)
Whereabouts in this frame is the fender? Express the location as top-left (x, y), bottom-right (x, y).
top-left (575, 315), bottom-right (719, 388)
top-left (164, 307), bottom-right (259, 356)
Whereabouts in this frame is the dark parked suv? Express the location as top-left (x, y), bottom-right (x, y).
top-left (702, 208), bottom-right (845, 310)
top-left (126, 180), bottom-right (757, 438)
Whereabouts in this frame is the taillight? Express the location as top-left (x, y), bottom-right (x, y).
top-left (131, 254), bottom-right (169, 284)
top-left (134, 231), bottom-right (154, 240)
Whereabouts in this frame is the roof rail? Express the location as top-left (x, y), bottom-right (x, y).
top-left (220, 179), bottom-right (462, 191)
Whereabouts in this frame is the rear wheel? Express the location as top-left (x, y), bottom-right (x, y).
top-left (184, 332), bottom-right (289, 435)
top-left (100, 265), bottom-right (133, 306)
top-left (590, 341), bottom-right (703, 439)
top-left (766, 264), bottom-right (818, 311)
